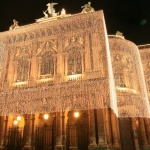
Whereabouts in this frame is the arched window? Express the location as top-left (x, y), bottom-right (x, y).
top-left (67, 47), bottom-right (82, 75)
top-left (16, 56), bottom-right (29, 82)
top-left (41, 51), bottom-right (54, 76)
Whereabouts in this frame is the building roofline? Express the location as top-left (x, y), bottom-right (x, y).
top-left (108, 35), bottom-right (124, 39)
top-left (138, 44), bottom-right (150, 49)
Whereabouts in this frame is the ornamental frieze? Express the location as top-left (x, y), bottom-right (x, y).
top-left (0, 11), bottom-right (103, 46)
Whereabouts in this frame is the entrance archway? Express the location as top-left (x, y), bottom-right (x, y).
top-left (66, 110), bottom-right (88, 150)
top-left (119, 118), bottom-right (135, 150)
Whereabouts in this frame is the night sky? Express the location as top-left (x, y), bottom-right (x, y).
top-left (0, 0), bottom-right (149, 45)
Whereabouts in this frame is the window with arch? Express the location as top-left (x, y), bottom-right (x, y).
top-left (16, 56), bottom-right (30, 82)
top-left (41, 51), bottom-right (54, 75)
top-left (67, 46), bottom-right (82, 75)
top-left (14, 46), bottom-right (30, 82)
top-left (36, 40), bottom-right (57, 79)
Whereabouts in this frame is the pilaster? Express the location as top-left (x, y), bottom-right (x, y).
top-left (110, 110), bottom-right (120, 148)
top-left (54, 112), bottom-right (64, 150)
top-left (97, 109), bottom-right (108, 149)
top-left (131, 118), bottom-right (140, 150)
top-left (139, 118), bottom-right (149, 150)
top-left (104, 108), bottom-right (112, 148)
top-left (23, 114), bottom-right (32, 150)
top-left (88, 109), bottom-right (98, 150)
top-left (0, 116), bottom-right (5, 149)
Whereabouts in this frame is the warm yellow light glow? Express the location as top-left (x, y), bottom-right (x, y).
top-left (44, 114), bottom-right (49, 120)
top-left (116, 86), bottom-right (128, 91)
top-left (131, 89), bottom-right (137, 94)
top-left (135, 118), bottom-right (139, 126)
top-left (74, 112), bottom-right (79, 118)
top-left (68, 74), bottom-right (82, 81)
top-left (61, 8), bottom-right (66, 16)
top-left (17, 116), bottom-right (21, 121)
top-left (14, 81), bottom-right (27, 86)
top-left (14, 120), bottom-right (18, 125)
top-left (116, 86), bottom-right (137, 94)
top-left (39, 78), bottom-right (53, 82)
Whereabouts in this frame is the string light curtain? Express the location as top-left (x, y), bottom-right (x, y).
top-left (0, 42), bottom-right (5, 78)
top-left (0, 11), bottom-right (117, 116)
top-left (109, 36), bottom-right (150, 117)
top-left (139, 45), bottom-right (150, 98)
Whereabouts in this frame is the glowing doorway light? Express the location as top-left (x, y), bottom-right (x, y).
top-left (44, 114), bottom-right (49, 120)
top-left (17, 116), bottom-right (22, 121)
top-left (14, 120), bottom-right (18, 125)
top-left (74, 111), bottom-right (79, 118)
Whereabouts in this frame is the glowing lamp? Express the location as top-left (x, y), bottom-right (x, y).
top-left (17, 116), bottom-right (21, 121)
top-left (14, 120), bottom-right (18, 125)
top-left (44, 114), bottom-right (49, 120)
top-left (74, 111), bottom-right (79, 118)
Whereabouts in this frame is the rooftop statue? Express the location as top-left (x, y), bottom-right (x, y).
top-left (9, 19), bottom-right (19, 30)
top-left (43, 10), bottom-right (48, 19)
top-left (36, 2), bottom-right (59, 23)
top-left (116, 31), bottom-right (125, 39)
top-left (46, 2), bottom-right (59, 17)
top-left (81, 2), bottom-right (95, 13)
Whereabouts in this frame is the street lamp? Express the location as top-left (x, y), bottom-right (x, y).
top-left (14, 120), bottom-right (18, 125)
top-left (74, 111), bottom-right (79, 118)
top-left (17, 116), bottom-right (22, 121)
top-left (44, 114), bottom-right (49, 120)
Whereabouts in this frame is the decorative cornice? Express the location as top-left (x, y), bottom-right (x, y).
top-left (138, 44), bottom-right (150, 50)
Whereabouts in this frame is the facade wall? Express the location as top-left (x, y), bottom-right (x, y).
top-left (0, 11), bottom-right (149, 150)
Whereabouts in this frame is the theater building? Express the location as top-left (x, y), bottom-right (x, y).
top-left (0, 7), bottom-right (150, 150)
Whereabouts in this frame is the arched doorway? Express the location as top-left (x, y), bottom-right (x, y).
top-left (6, 115), bottom-right (24, 150)
top-left (66, 110), bottom-right (88, 150)
top-left (119, 118), bottom-right (135, 150)
top-left (35, 113), bottom-right (56, 150)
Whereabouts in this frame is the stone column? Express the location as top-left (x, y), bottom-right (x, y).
top-left (139, 118), bottom-right (148, 146)
top-left (81, 53), bottom-right (85, 73)
top-left (54, 112), bottom-right (63, 150)
top-left (0, 116), bottom-right (5, 148)
top-left (104, 108), bottom-right (112, 148)
top-left (13, 61), bottom-right (18, 82)
top-left (29, 42), bottom-right (38, 81)
top-left (97, 109), bottom-right (107, 147)
top-left (110, 109), bottom-right (120, 148)
top-left (37, 57), bottom-right (42, 79)
top-left (144, 118), bottom-right (150, 144)
top-left (84, 33), bottom-right (91, 71)
top-left (56, 37), bottom-right (63, 77)
top-left (23, 114), bottom-right (32, 150)
top-left (88, 109), bottom-right (97, 149)
top-left (131, 118), bottom-right (140, 150)
top-left (31, 114), bottom-right (35, 149)
top-left (3, 116), bottom-right (8, 149)
top-left (91, 33), bottom-right (100, 70)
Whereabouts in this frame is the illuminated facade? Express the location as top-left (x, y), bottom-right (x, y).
top-left (0, 9), bottom-right (149, 150)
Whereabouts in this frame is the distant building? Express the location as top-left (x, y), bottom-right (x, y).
top-left (0, 10), bottom-right (149, 150)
